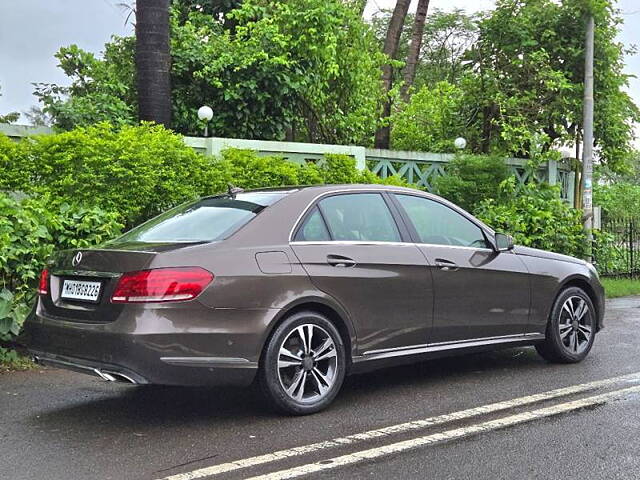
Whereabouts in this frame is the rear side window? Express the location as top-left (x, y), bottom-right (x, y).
top-left (111, 192), bottom-right (287, 244)
top-left (297, 193), bottom-right (401, 242)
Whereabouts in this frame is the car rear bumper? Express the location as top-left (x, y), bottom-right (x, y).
top-left (20, 302), bottom-right (277, 387)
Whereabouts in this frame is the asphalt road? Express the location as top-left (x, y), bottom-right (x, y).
top-left (2, 296), bottom-right (640, 480)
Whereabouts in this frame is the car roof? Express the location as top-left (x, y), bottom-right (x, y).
top-left (246, 184), bottom-right (421, 195)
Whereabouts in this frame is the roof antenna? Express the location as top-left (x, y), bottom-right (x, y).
top-left (227, 183), bottom-right (244, 199)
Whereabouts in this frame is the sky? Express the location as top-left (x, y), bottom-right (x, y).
top-left (0, 0), bottom-right (639, 122)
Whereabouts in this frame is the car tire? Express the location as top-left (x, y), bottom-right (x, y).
top-left (259, 311), bottom-right (346, 415)
top-left (535, 286), bottom-right (596, 363)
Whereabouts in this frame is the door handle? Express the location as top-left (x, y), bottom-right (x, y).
top-left (327, 254), bottom-right (356, 268)
top-left (434, 258), bottom-right (458, 271)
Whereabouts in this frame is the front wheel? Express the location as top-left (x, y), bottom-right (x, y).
top-left (536, 287), bottom-right (596, 363)
top-left (259, 311), bottom-right (346, 415)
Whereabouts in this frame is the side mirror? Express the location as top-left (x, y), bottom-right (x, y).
top-left (495, 232), bottom-right (514, 252)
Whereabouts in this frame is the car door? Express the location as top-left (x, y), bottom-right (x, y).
top-left (290, 192), bottom-right (433, 354)
top-left (392, 193), bottom-right (531, 344)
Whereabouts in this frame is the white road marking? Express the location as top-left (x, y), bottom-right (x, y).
top-left (158, 372), bottom-right (640, 480)
top-left (247, 385), bottom-right (640, 480)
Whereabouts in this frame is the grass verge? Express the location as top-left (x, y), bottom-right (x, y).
top-left (601, 277), bottom-right (640, 299)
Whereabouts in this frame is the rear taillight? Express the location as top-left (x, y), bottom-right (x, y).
top-left (38, 268), bottom-right (49, 295)
top-left (111, 267), bottom-right (214, 304)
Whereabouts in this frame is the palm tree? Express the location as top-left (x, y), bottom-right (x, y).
top-left (374, 0), bottom-right (411, 149)
top-left (135, 0), bottom-right (171, 128)
top-left (401, 0), bottom-right (430, 101)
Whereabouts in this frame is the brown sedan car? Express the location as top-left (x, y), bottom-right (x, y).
top-left (23, 184), bottom-right (604, 414)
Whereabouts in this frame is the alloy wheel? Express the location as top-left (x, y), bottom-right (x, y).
top-left (558, 295), bottom-right (593, 354)
top-left (277, 324), bottom-right (338, 403)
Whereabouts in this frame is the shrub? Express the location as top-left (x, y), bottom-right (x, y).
top-left (592, 230), bottom-right (628, 275)
top-left (0, 193), bottom-right (122, 346)
top-left (475, 178), bottom-right (586, 257)
top-left (434, 154), bottom-right (511, 212)
top-left (0, 123), bottom-right (218, 228)
top-left (210, 150), bottom-right (407, 189)
top-left (391, 82), bottom-right (468, 153)
top-left (0, 125), bottom-right (409, 230)
top-left (594, 182), bottom-right (640, 220)
top-left (210, 149), bottom-right (315, 190)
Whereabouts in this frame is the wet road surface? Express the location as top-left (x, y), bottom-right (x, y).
top-left (2, 296), bottom-right (640, 480)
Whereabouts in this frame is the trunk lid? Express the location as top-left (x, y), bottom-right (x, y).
top-left (41, 243), bottom-right (196, 323)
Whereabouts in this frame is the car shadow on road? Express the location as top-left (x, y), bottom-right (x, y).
top-left (27, 346), bottom-right (549, 434)
top-left (342, 346), bottom-right (546, 395)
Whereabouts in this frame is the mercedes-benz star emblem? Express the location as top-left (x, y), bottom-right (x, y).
top-left (72, 252), bottom-right (83, 267)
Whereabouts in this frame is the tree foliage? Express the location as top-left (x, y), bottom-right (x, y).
top-left (34, 39), bottom-right (136, 129)
top-left (464, 0), bottom-right (638, 167)
top-left (391, 82), bottom-right (467, 152)
top-left (377, 0), bottom-right (637, 170)
top-left (476, 178), bottom-right (586, 257)
top-left (36, 0), bottom-right (385, 145)
top-left (0, 85), bottom-right (20, 124)
top-left (434, 153), bottom-right (511, 213)
top-left (0, 123), bottom-right (216, 227)
top-left (371, 8), bottom-right (478, 92)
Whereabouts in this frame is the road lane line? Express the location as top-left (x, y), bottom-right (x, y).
top-left (247, 385), bottom-right (640, 480)
top-left (158, 372), bottom-right (640, 480)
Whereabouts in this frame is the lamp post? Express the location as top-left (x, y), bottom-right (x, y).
top-left (582, 15), bottom-right (595, 262)
top-left (197, 105), bottom-right (213, 137)
top-left (454, 137), bottom-right (467, 150)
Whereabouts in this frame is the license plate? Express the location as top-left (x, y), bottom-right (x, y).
top-left (61, 280), bottom-right (102, 302)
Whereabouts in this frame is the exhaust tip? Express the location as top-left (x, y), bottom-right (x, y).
top-left (94, 369), bottom-right (137, 384)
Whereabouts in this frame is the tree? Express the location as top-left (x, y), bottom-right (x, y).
top-left (0, 85), bottom-right (20, 124)
top-left (391, 82), bottom-right (467, 152)
top-left (413, 9), bottom-right (478, 88)
top-left (22, 106), bottom-right (51, 127)
top-left (34, 39), bottom-right (136, 129)
top-left (136, 0), bottom-right (172, 127)
top-left (35, 0), bottom-right (384, 145)
top-left (465, 0), bottom-right (638, 168)
top-left (374, 0), bottom-right (411, 149)
top-left (370, 8), bottom-right (477, 93)
top-left (400, 0), bottom-right (430, 101)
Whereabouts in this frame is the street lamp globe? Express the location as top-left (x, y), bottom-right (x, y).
top-left (197, 105), bottom-right (213, 122)
top-left (454, 137), bottom-right (467, 150)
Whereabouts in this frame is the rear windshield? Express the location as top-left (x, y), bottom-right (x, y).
top-left (110, 192), bottom-right (289, 244)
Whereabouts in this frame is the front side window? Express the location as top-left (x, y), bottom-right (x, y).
top-left (314, 193), bottom-right (401, 242)
top-left (395, 194), bottom-right (489, 248)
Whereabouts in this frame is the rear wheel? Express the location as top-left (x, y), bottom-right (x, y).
top-left (535, 287), bottom-right (596, 363)
top-left (259, 311), bottom-right (346, 415)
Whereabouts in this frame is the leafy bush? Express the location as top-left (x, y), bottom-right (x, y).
top-left (391, 82), bottom-right (468, 153)
top-left (594, 182), bottom-right (640, 220)
top-left (434, 154), bottom-right (511, 212)
top-left (0, 193), bottom-right (122, 347)
top-left (475, 178), bottom-right (586, 257)
top-left (209, 150), bottom-right (407, 189)
top-left (592, 229), bottom-right (630, 275)
top-left (0, 125), bottom-right (408, 231)
top-left (0, 123), bottom-right (218, 228)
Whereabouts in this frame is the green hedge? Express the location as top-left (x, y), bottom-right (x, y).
top-left (434, 154), bottom-right (511, 212)
top-left (0, 193), bottom-right (123, 347)
top-left (474, 178), bottom-right (586, 258)
top-left (0, 124), bottom-right (405, 229)
top-left (1, 123), bottom-right (218, 228)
